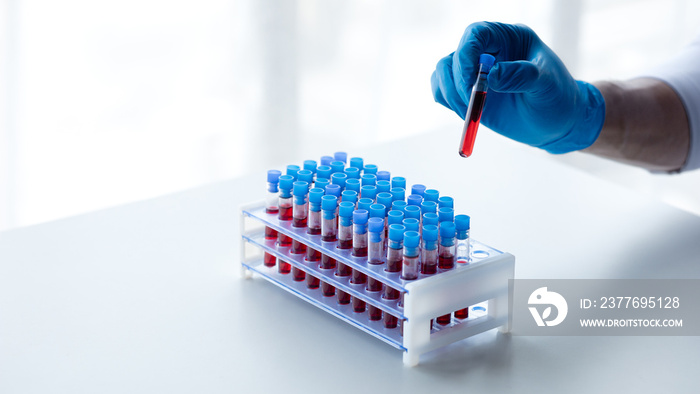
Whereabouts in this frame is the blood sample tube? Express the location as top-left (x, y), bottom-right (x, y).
top-left (344, 167), bottom-right (360, 180)
top-left (360, 185), bottom-right (377, 201)
top-left (264, 170), bottom-right (281, 268)
top-left (401, 231), bottom-right (420, 280)
top-left (277, 175), bottom-right (294, 274)
top-left (357, 198), bottom-right (373, 212)
top-left (349, 157), bottom-right (364, 170)
top-left (411, 184), bottom-right (426, 196)
top-left (459, 53), bottom-right (496, 158)
top-left (363, 164), bottom-right (378, 175)
top-left (291, 181), bottom-right (309, 257)
top-left (320, 195), bottom-right (338, 297)
top-left (384, 312), bottom-right (399, 329)
top-left (341, 190), bottom-right (358, 206)
top-left (383, 224), bottom-right (405, 300)
top-left (303, 160), bottom-right (317, 174)
top-left (361, 174), bottom-right (376, 186)
top-left (320, 156), bottom-right (333, 166)
top-left (376, 180), bottom-right (391, 194)
top-left (407, 194), bottom-right (423, 207)
top-left (367, 217), bottom-right (385, 266)
top-left (403, 218), bottom-right (419, 233)
top-left (334, 151), bottom-right (347, 163)
top-left (454, 214), bottom-right (471, 319)
top-left (345, 179), bottom-right (361, 194)
top-left (335, 201), bottom-right (354, 304)
top-left (330, 160), bottom-right (345, 174)
top-left (438, 207), bottom-right (454, 227)
top-left (286, 164), bottom-right (300, 180)
top-left (436, 222), bottom-right (456, 325)
top-left (317, 165), bottom-right (332, 181)
top-left (390, 187), bottom-right (405, 202)
top-left (438, 196), bottom-right (454, 209)
top-left (421, 225), bottom-right (438, 275)
top-left (391, 177), bottom-right (406, 189)
top-left (376, 170), bottom-right (390, 182)
top-left (352, 209), bottom-right (369, 258)
top-left (307, 188), bottom-right (323, 236)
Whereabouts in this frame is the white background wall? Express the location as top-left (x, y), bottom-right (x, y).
top-left (2, 0), bottom-right (700, 231)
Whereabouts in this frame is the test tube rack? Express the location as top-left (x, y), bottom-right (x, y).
top-left (240, 201), bottom-right (515, 366)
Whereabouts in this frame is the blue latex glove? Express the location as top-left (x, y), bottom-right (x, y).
top-left (431, 22), bottom-right (605, 154)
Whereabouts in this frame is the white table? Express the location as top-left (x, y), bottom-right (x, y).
top-left (2, 128), bottom-right (699, 393)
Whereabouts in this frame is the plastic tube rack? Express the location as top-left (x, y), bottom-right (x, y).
top-left (240, 201), bottom-right (515, 366)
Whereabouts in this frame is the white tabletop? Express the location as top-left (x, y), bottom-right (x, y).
top-left (2, 128), bottom-right (699, 393)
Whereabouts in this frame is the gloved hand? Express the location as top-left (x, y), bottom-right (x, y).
top-left (431, 22), bottom-right (605, 154)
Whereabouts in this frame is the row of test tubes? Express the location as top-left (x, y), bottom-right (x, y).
top-left (262, 152), bottom-right (474, 331)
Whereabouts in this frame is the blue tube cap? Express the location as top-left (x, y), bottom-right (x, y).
top-left (344, 167), bottom-right (360, 179)
top-left (424, 189), bottom-right (439, 202)
top-left (325, 183), bottom-right (341, 197)
top-left (321, 195), bottom-right (338, 211)
top-left (279, 175), bottom-right (294, 191)
top-left (353, 209), bottom-right (369, 225)
top-left (309, 188), bottom-right (324, 204)
top-left (333, 152), bottom-right (347, 163)
top-left (376, 170), bottom-right (390, 181)
top-left (316, 165), bottom-right (332, 180)
top-left (331, 172), bottom-right (347, 188)
top-left (361, 174), bottom-right (377, 186)
top-left (403, 218), bottom-right (419, 232)
top-left (421, 200), bottom-right (437, 214)
top-left (330, 161), bottom-right (345, 174)
top-left (404, 231), bottom-right (420, 248)
top-left (422, 225), bottom-right (438, 242)
top-left (411, 184), bottom-right (426, 196)
top-left (345, 178), bottom-right (361, 193)
top-left (297, 169), bottom-right (314, 184)
top-left (391, 177), bottom-right (406, 189)
top-left (438, 196), bottom-right (454, 209)
top-left (438, 207), bottom-right (454, 223)
top-left (390, 187), bottom-right (405, 202)
top-left (407, 194), bottom-right (423, 206)
top-left (422, 212), bottom-right (439, 226)
top-left (349, 157), bottom-right (364, 170)
top-left (368, 217), bottom-right (384, 233)
top-left (440, 221), bottom-right (456, 239)
top-left (479, 53), bottom-right (496, 72)
top-left (376, 192), bottom-right (392, 209)
top-left (455, 214), bottom-right (471, 231)
top-left (339, 201), bottom-right (355, 218)
top-left (391, 200), bottom-right (407, 212)
top-left (376, 180), bottom-right (391, 194)
top-left (341, 190), bottom-right (358, 204)
top-left (387, 210), bottom-right (404, 225)
top-left (293, 181), bottom-right (309, 197)
top-left (404, 205), bottom-right (421, 220)
top-left (314, 178), bottom-right (330, 190)
top-left (303, 160), bottom-right (317, 173)
top-left (267, 169), bottom-right (282, 183)
top-left (286, 165), bottom-right (300, 180)
top-left (320, 155), bottom-right (333, 166)
top-left (360, 185), bottom-right (377, 200)
top-left (388, 224), bottom-right (405, 242)
top-left (357, 198), bottom-right (373, 211)
top-left (363, 164), bottom-right (378, 174)
top-left (369, 203), bottom-right (386, 218)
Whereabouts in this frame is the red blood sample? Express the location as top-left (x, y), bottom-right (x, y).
top-left (292, 267), bottom-right (305, 281)
top-left (421, 261), bottom-right (437, 275)
top-left (350, 270), bottom-right (367, 284)
top-left (266, 207), bottom-right (279, 214)
top-left (321, 234), bottom-right (337, 242)
top-left (290, 239), bottom-right (306, 254)
top-left (352, 297), bottom-right (366, 312)
top-left (292, 216), bottom-right (307, 228)
top-left (436, 313), bottom-right (451, 326)
top-left (455, 308), bottom-right (469, 319)
top-left (383, 286), bottom-right (400, 300)
top-left (368, 305), bottom-right (382, 321)
top-left (279, 205), bottom-right (293, 221)
top-left (384, 313), bottom-right (398, 329)
top-left (337, 290), bottom-right (351, 305)
top-left (438, 254), bottom-right (455, 270)
top-left (321, 281), bottom-right (335, 297)
top-left (366, 277), bottom-right (383, 292)
top-left (338, 238), bottom-right (353, 250)
top-left (263, 252), bottom-right (276, 267)
top-left (306, 274), bottom-right (320, 289)
top-left (320, 254), bottom-right (336, 270)
top-left (306, 247), bottom-right (321, 262)
top-left (264, 226), bottom-right (277, 240)
top-left (336, 262), bottom-right (352, 277)
top-left (307, 226), bottom-right (321, 235)
top-left (459, 90), bottom-right (486, 158)
top-left (278, 260), bottom-right (291, 274)
top-left (386, 254), bottom-right (402, 273)
top-left (352, 245), bottom-right (368, 257)
top-left (278, 233), bottom-right (292, 247)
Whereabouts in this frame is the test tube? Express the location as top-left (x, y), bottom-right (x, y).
top-left (454, 214), bottom-right (471, 319)
top-left (459, 53), bottom-right (496, 158)
top-left (351, 209), bottom-right (369, 313)
top-left (384, 224), bottom-right (405, 301)
top-left (345, 179), bottom-right (361, 194)
top-left (320, 195), bottom-right (338, 297)
top-left (436, 222), bottom-right (456, 325)
top-left (421, 225), bottom-right (438, 275)
top-left (291, 181), bottom-right (309, 257)
top-left (307, 188), bottom-right (323, 236)
top-left (401, 231), bottom-right (420, 280)
top-left (264, 170), bottom-right (281, 268)
top-left (363, 164), bottom-right (378, 174)
top-left (367, 217), bottom-right (385, 267)
top-left (277, 175), bottom-right (294, 274)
